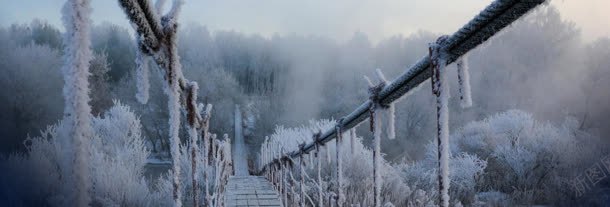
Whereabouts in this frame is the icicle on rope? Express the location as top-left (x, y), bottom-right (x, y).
top-left (365, 71), bottom-right (388, 207)
top-left (375, 69), bottom-right (396, 139)
top-left (429, 35), bottom-right (451, 207)
top-left (335, 119), bottom-right (345, 207)
top-left (186, 82), bottom-right (199, 207)
top-left (456, 54), bottom-right (472, 108)
top-left (326, 141), bottom-right (331, 164)
top-left (309, 149), bottom-right (314, 167)
top-left (350, 128), bottom-right (356, 155)
top-left (61, 0), bottom-right (94, 205)
top-left (135, 39), bottom-right (150, 104)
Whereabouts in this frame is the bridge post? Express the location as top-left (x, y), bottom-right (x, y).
top-left (335, 119), bottom-right (345, 207)
top-left (282, 158), bottom-right (288, 207)
top-left (299, 143), bottom-right (306, 207)
top-left (314, 132), bottom-right (323, 207)
top-left (368, 79), bottom-right (385, 207)
top-left (289, 159), bottom-right (297, 206)
top-left (199, 105), bottom-right (212, 207)
top-left (430, 35), bottom-right (451, 207)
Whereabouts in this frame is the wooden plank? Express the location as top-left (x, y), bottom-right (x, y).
top-left (226, 176), bottom-right (282, 207)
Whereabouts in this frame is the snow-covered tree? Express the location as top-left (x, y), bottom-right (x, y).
top-left (89, 52), bottom-right (112, 114)
top-left (0, 41), bottom-right (63, 154)
top-left (1, 102), bottom-right (152, 206)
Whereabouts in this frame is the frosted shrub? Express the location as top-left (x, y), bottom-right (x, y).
top-left (149, 136), bottom-right (232, 207)
top-left (399, 148), bottom-right (487, 206)
top-left (261, 119), bottom-right (413, 207)
top-left (0, 101), bottom-right (154, 206)
top-left (450, 110), bottom-right (605, 205)
top-left (397, 109), bottom-right (606, 206)
top-left (89, 101), bottom-right (151, 206)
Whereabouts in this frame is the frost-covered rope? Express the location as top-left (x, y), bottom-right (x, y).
top-left (257, 1), bottom-right (546, 175)
top-left (135, 39), bottom-right (150, 104)
top-left (350, 128), bottom-right (356, 155)
top-left (117, 1), bottom-right (225, 206)
top-left (118, 0), bottom-right (160, 50)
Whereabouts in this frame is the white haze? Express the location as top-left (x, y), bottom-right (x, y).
top-left (1, 0), bottom-right (609, 43)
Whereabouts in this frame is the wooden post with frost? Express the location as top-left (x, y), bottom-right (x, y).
top-left (61, 0), bottom-right (94, 205)
top-left (314, 132), bottom-right (323, 207)
top-left (429, 35), bottom-right (451, 207)
top-left (367, 78), bottom-right (384, 207)
top-left (335, 120), bottom-right (344, 207)
top-left (299, 143), bottom-right (306, 207)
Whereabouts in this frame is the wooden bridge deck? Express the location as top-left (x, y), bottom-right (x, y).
top-left (225, 176), bottom-right (282, 207)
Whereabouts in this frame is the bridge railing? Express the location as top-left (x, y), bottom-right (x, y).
top-left (117, 1), bottom-right (233, 206)
top-left (257, 0), bottom-right (547, 206)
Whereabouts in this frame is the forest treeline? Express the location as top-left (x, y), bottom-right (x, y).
top-left (1, 6), bottom-right (609, 162)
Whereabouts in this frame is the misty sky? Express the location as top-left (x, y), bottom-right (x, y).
top-left (1, 0), bottom-right (609, 42)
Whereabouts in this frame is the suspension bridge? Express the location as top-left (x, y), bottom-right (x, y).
top-left (115, 0), bottom-right (547, 206)
top-left (227, 106), bottom-right (283, 206)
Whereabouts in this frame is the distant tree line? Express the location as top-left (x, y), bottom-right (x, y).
top-left (1, 6), bottom-right (609, 163)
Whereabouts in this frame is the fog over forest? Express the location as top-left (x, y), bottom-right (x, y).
top-left (1, 1), bottom-right (610, 206)
top-left (2, 6), bottom-right (608, 156)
